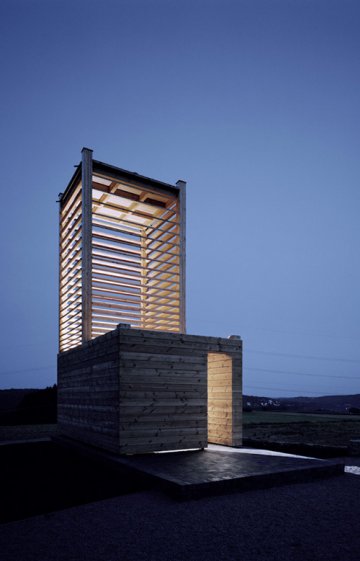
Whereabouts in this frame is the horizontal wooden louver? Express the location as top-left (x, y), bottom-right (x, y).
top-left (59, 181), bottom-right (83, 352)
top-left (91, 179), bottom-right (181, 337)
top-left (59, 150), bottom-right (185, 352)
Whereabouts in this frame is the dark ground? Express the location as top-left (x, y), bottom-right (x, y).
top-left (0, 441), bottom-right (150, 523)
top-left (1, 473), bottom-right (360, 561)
top-left (0, 423), bottom-right (57, 442)
top-left (1, 429), bottom-right (360, 560)
top-left (0, 439), bottom-right (353, 524)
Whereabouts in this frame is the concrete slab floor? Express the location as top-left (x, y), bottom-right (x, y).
top-left (118, 445), bottom-right (344, 499)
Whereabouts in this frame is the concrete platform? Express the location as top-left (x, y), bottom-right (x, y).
top-left (117, 445), bottom-right (344, 499)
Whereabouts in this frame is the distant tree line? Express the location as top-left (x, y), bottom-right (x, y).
top-left (349, 407), bottom-right (360, 415)
top-left (0, 385), bottom-right (57, 425)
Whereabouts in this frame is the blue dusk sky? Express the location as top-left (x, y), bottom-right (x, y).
top-left (0, 0), bottom-right (359, 396)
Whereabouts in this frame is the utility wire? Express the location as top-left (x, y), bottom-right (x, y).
top-left (246, 366), bottom-right (359, 380)
top-left (0, 366), bottom-right (55, 376)
top-left (192, 318), bottom-right (360, 342)
top-left (1, 362), bottom-right (358, 381)
top-left (246, 348), bottom-right (360, 364)
top-left (0, 367), bottom-right (355, 397)
top-left (245, 385), bottom-right (342, 396)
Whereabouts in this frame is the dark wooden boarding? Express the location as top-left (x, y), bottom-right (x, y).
top-left (58, 325), bottom-right (242, 454)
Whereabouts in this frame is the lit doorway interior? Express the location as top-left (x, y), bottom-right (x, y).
top-left (208, 352), bottom-right (234, 446)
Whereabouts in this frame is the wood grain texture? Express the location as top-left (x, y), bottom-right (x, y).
top-left (59, 153), bottom-right (187, 352)
top-left (58, 326), bottom-right (242, 454)
top-left (58, 329), bottom-right (120, 453)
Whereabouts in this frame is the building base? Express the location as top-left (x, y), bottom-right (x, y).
top-left (57, 326), bottom-right (242, 454)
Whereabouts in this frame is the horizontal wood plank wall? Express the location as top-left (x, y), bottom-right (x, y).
top-left (57, 329), bottom-right (120, 452)
top-left (118, 328), bottom-right (242, 454)
top-left (57, 326), bottom-right (242, 455)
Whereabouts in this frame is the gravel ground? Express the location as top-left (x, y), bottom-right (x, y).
top-left (1, 474), bottom-right (359, 561)
top-left (0, 424), bottom-right (57, 442)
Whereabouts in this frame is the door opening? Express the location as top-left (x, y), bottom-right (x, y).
top-left (207, 352), bottom-right (233, 446)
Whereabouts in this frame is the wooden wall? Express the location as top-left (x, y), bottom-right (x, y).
top-left (57, 326), bottom-right (242, 455)
top-left (118, 329), bottom-right (208, 453)
top-left (57, 329), bottom-right (120, 453)
top-left (118, 328), bottom-right (242, 453)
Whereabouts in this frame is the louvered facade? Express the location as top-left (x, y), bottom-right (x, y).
top-left (59, 148), bottom-right (186, 352)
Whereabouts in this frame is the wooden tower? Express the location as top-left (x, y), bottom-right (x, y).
top-left (59, 148), bottom-right (186, 352)
top-left (58, 149), bottom-right (242, 454)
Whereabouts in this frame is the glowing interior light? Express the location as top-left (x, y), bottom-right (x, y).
top-left (60, 156), bottom-right (184, 352)
top-left (92, 175), bottom-right (112, 186)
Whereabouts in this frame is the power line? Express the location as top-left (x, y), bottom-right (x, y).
top-left (0, 368), bottom-right (355, 397)
top-left (0, 366), bottom-right (55, 376)
top-left (247, 348), bottom-right (360, 364)
top-left (192, 318), bottom-right (360, 342)
top-left (246, 366), bottom-right (359, 380)
top-left (0, 360), bottom-right (359, 383)
top-left (245, 385), bottom-right (338, 395)
top-left (0, 342), bottom-right (51, 351)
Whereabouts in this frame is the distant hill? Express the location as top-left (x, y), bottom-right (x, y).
top-left (1, 388), bottom-right (360, 419)
top-left (244, 393), bottom-right (360, 414)
top-left (0, 387), bottom-right (56, 425)
top-left (0, 389), bottom-right (38, 412)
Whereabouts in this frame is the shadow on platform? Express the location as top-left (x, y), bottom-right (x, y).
top-left (116, 445), bottom-right (344, 499)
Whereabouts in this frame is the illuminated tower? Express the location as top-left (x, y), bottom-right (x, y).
top-left (59, 148), bottom-right (186, 352)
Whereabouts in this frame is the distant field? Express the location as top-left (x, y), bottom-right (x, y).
top-left (243, 411), bottom-right (359, 424)
top-left (243, 411), bottom-right (360, 447)
top-left (1, 412), bottom-right (360, 449)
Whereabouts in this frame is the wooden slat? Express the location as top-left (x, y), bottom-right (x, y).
top-left (93, 276), bottom-right (141, 291)
top-left (92, 173), bottom-right (178, 201)
top-left (61, 226), bottom-right (82, 255)
top-left (92, 198), bottom-right (179, 226)
top-left (59, 155), bottom-right (187, 348)
top-left (60, 247), bottom-right (82, 272)
top-left (60, 182), bottom-right (82, 216)
top-left (60, 213), bottom-right (82, 245)
top-left (92, 239), bottom-right (141, 257)
top-left (92, 230), bottom-right (142, 249)
top-left (92, 267), bottom-right (141, 283)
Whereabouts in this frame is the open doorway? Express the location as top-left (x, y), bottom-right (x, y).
top-left (207, 352), bottom-right (234, 446)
